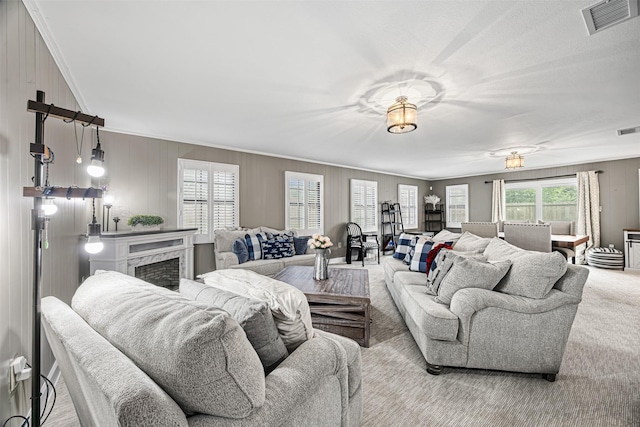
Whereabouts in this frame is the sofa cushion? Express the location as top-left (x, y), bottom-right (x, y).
top-left (293, 236), bottom-right (310, 255)
top-left (199, 269), bottom-right (314, 352)
top-left (245, 232), bottom-right (267, 260)
top-left (392, 276), bottom-right (459, 342)
top-left (409, 239), bottom-right (435, 272)
top-left (228, 259), bottom-right (285, 276)
top-left (179, 278), bottom-right (288, 374)
top-left (262, 236), bottom-right (294, 259)
top-left (435, 258), bottom-right (512, 305)
top-left (72, 271), bottom-right (265, 418)
top-left (393, 233), bottom-right (416, 260)
top-left (484, 238), bottom-right (568, 298)
top-left (232, 238), bottom-right (250, 264)
top-left (215, 229), bottom-right (250, 254)
top-left (282, 253), bottom-right (316, 267)
top-left (453, 231), bottom-right (492, 252)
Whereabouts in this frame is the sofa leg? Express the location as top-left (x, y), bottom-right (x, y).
top-left (426, 362), bottom-right (442, 376)
top-left (542, 373), bottom-right (556, 382)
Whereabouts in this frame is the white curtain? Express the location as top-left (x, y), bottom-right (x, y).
top-left (491, 179), bottom-right (505, 223)
top-left (576, 171), bottom-right (601, 264)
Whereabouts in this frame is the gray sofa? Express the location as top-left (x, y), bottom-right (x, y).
top-left (41, 271), bottom-right (362, 426)
top-left (213, 227), bottom-right (315, 276)
top-left (383, 234), bottom-right (589, 381)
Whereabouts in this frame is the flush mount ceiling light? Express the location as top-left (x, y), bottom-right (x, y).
top-left (505, 151), bottom-right (525, 170)
top-left (387, 96), bottom-right (417, 134)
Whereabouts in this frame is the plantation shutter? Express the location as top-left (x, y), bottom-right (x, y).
top-left (285, 171), bottom-right (323, 235)
top-left (399, 184), bottom-right (418, 229)
top-left (350, 179), bottom-right (378, 233)
top-left (179, 159), bottom-right (239, 243)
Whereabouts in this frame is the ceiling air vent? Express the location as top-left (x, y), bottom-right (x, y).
top-left (617, 126), bottom-right (640, 136)
top-left (582, 0), bottom-right (639, 35)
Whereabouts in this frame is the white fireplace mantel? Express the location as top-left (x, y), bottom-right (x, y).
top-left (89, 228), bottom-right (197, 281)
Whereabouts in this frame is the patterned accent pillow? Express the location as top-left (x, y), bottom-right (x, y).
top-left (262, 236), bottom-right (294, 259)
top-left (426, 242), bottom-right (453, 274)
top-left (409, 239), bottom-right (436, 272)
top-left (232, 238), bottom-right (249, 264)
top-left (244, 233), bottom-right (266, 260)
top-left (427, 250), bottom-right (488, 295)
top-left (393, 233), bottom-right (417, 259)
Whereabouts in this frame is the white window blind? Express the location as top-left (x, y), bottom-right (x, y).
top-left (285, 171), bottom-right (323, 235)
top-left (446, 184), bottom-right (469, 228)
top-left (351, 179), bottom-right (378, 233)
top-left (178, 159), bottom-right (239, 243)
top-left (398, 184), bottom-right (418, 229)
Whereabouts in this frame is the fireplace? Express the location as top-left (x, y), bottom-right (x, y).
top-left (135, 257), bottom-right (180, 290)
top-left (88, 228), bottom-right (196, 285)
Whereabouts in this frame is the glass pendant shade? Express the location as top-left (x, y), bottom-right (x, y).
top-left (42, 198), bottom-right (58, 216)
top-left (85, 222), bottom-right (103, 254)
top-left (387, 96), bottom-right (417, 134)
top-left (505, 151), bottom-right (525, 170)
top-left (87, 159), bottom-right (105, 177)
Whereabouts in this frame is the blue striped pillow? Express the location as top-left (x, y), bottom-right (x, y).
top-left (393, 233), bottom-right (416, 260)
top-left (244, 233), bottom-right (266, 260)
top-left (409, 239), bottom-right (436, 272)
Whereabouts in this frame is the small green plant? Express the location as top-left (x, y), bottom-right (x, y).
top-left (127, 215), bottom-right (164, 227)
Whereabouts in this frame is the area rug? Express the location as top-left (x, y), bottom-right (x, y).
top-left (359, 260), bottom-right (640, 427)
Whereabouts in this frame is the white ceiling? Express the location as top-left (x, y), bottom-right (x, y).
top-left (24, 0), bottom-right (640, 179)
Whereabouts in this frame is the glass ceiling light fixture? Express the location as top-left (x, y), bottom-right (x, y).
top-left (387, 96), bottom-right (417, 134)
top-left (87, 127), bottom-right (105, 178)
top-left (85, 198), bottom-right (104, 254)
top-left (505, 151), bottom-right (525, 170)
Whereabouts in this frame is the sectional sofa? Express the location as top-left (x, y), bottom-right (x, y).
top-left (383, 230), bottom-right (589, 380)
top-left (213, 227), bottom-right (315, 276)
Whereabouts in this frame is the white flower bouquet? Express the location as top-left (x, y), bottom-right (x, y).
top-left (308, 233), bottom-right (333, 249)
top-left (424, 194), bottom-right (440, 210)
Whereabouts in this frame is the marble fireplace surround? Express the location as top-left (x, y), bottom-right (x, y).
top-left (89, 228), bottom-right (197, 286)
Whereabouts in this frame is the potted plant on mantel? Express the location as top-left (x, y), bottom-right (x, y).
top-left (127, 215), bottom-right (164, 231)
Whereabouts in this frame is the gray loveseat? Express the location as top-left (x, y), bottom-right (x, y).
top-left (42, 271), bottom-right (362, 426)
top-left (213, 227), bottom-right (315, 276)
top-left (383, 233), bottom-right (589, 381)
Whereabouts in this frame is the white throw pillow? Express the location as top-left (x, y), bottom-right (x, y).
top-left (199, 269), bottom-right (314, 351)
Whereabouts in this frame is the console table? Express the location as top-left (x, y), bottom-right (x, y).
top-left (89, 228), bottom-right (197, 289)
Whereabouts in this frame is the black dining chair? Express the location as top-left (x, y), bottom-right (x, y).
top-left (346, 222), bottom-right (380, 266)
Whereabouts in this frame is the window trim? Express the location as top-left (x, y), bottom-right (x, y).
top-left (398, 184), bottom-right (419, 230)
top-left (446, 184), bottom-right (469, 228)
top-left (505, 177), bottom-right (577, 222)
top-left (350, 179), bottom-right (378, 233)
top-left (178, 159), bottom-right (239, 244)
top-left (285, 171), bottom-right (324, 236)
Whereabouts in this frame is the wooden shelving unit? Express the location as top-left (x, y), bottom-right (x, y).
top-left (424, 205), bottom-right (445, 233)
top-left (381, 202), bottom-right (404, 253)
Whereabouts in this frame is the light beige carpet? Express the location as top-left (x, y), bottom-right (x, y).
top-left (47, 261), bottom-right (640, 426)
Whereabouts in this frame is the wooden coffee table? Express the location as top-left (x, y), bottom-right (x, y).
top-left (273, 265), bottom-right (371, 347)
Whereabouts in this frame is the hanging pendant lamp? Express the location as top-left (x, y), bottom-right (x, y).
top-left (387, 96), bottom-right (417, 134)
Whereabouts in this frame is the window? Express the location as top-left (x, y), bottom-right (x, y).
top-left (398, 184), bottom-right (418, 229)
top-left (285, 171), bottom-right (323, 235)
top-left (446, 184), bottom-right (469, 228)
top-left (350, 179), bottom-right (378, 233)
top-left (505, 178), bottom-right (577, 222)
top-left (178, 159), bottom-right (239, 243)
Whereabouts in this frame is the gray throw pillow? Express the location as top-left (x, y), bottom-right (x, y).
top-left (494, 251), bottom-right (568, 299)
top-left (293, 236), bottom-right (310, 255)
top-left (232, 238), bottom-right (249, 263)
top-left (180, 279), bottom-right (288, 373)
top-left (426, 250), bottom-right (487, 296)
top-left (435, 258), bottom-right (512, 305)
top-left (453, 231), bottom-right (492, 252)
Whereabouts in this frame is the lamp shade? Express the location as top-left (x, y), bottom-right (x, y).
top-left (505, 151), bottom-right (524, 170)
top-left (387, 96), bottom-right (417, 134)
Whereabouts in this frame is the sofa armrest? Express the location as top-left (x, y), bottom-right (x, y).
top-left (187, 335), bottom-right (350, 427)
top-left (215, 251), bottom-right (239, 270)
top-left (449, 288), bottom-right (581, 345)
